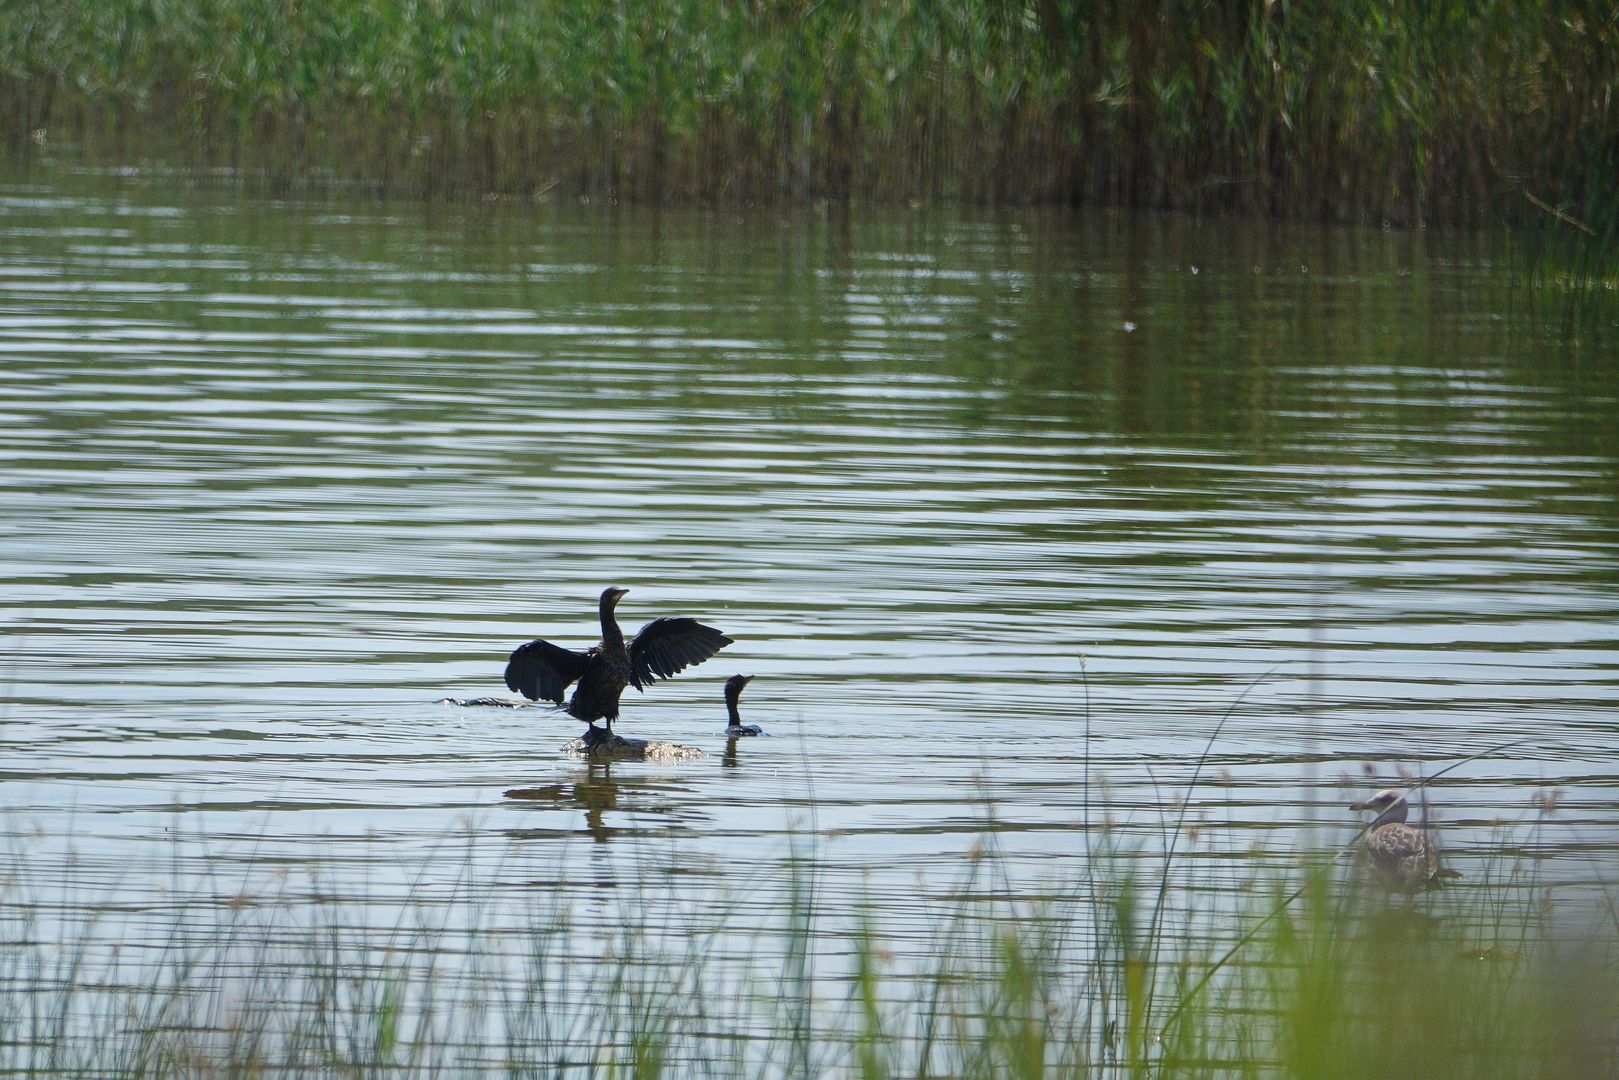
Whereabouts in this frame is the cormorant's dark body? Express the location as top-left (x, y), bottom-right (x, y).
top-left (504, 587), bottom-right (732, 736)
top-left (723, 674), bottom-right (761, 736)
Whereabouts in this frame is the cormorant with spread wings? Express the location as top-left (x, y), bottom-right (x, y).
top-left (504, 586), bottom-right (732, 742)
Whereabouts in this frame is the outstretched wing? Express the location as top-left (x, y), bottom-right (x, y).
top-left (628, 618), bottom-right (732, 691)
top-left (504, 638), bottom-right (590, 703)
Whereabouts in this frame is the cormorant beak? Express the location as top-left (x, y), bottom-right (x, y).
top-left (1350, 800), bottom-right (1370, 811)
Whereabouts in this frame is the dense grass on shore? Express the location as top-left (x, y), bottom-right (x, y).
top-left (0, 0), bottom-right (1615, 229)
top-left (1, 811), bottom-right (1614, 1078)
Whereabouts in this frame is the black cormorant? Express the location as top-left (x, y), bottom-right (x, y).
top-left (723, 674), bottom-right (762, 736)
top-left (504, 586), bottom-right (731, 744)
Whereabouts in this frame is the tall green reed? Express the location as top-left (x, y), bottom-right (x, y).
top-left (1, 752), bottom-right (1614, 1079)
top-left (1, 809), bottom-right (1613, 1077)
top-left (2, 0), bottom-right (1615, 230)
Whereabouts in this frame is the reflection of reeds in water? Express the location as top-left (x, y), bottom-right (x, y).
top-left (0, 797), bottom-right (1613, 1077)
top-left (1516, 189), bottom-right (1619, 336)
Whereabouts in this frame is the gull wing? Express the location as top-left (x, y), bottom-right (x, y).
top-left (1364, 824), bottom-right (1438, 889)
top-left (504, 638), bottom-right (590, 703)
top-left (628, 618), bottom-right (732, 691)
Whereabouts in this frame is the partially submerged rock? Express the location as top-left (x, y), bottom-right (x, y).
top-left (560, 733), bottom-right (707, 763)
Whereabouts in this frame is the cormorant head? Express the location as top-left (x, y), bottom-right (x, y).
top-left (599, 586), bottom-right (629, 610)
top-left (1351, 789), bottom-right (1409, 823)
top-left (724, 674), bottom-right (754, 705)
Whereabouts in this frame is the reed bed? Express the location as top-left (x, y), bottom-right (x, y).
top-left (1, 796), bottom-right (1613, 1079)
top-left (0, 0), bottom-right (1615, 232)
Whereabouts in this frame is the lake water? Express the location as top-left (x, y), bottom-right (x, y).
top-left (2, 170), bottom-right (1617, 1071)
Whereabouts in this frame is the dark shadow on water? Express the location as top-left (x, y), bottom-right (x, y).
top-left (503, 764), bottom-right (708, 844)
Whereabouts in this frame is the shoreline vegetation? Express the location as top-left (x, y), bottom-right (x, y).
top-left (1, 806), bottom-right (1614, 1078)
top-left (0, 0), bottom-right (1614, 232)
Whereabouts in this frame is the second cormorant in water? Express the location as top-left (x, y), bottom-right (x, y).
top-left (1350, 788), bottom-right (1455, 892)
top-left (723, 674), bottom-right (761, 736)
top-left (504, 586), bottom-right (731, 744)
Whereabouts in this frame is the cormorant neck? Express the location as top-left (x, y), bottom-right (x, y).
top-left (599, 598), bottom-right (624, 646)
top-left (725, 696), bottom-right (742, 725)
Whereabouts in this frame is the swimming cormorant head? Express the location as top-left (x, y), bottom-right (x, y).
top-left (724, 675), bottom-right (761, 735)
top-left (724, 674), bottom-right (754, 705)
top-left (599, 586), bottom-right (629, 610)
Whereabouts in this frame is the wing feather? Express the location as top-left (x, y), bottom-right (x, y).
top-left (1365, 823), bottom-right (1439, 888)
top-left (504, 638), bottom-right (590, 703)
top-left (628, 618), bottom-right (732, 690)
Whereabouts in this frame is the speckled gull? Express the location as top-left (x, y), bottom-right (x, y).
top-left (1350, 788), bottom-right (1456, 892)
